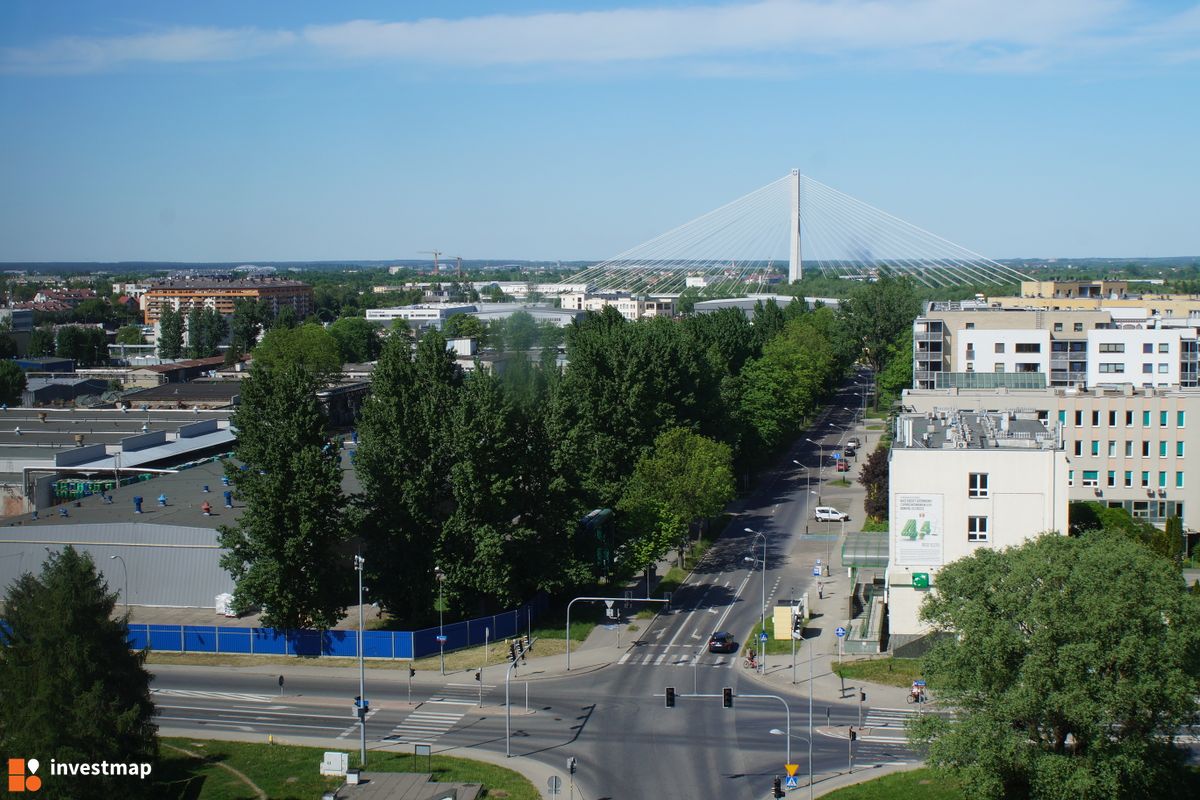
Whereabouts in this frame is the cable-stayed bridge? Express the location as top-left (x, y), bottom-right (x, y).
top-left (568, 170), bottom-right (1029, 293)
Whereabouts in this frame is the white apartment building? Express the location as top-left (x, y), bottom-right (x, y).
top-left (558, 292), bottom-right (676, 321)
top-left (957, 329), bottom-right (1050, 377)
top-left (903, 386), bottom-right (1198, 530)
top-left (1086, 328), bottom-right (1196, 388)
top-left (887, 410), bottom-right (1068, 648)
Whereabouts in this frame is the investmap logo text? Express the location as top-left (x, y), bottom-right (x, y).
top-left (7, 759), bottom-right (41, 793)
top-left (7, 757), bottom-right (153, 792)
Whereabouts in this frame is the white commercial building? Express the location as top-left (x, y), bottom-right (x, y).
top-left (1085, 328), bottom-right (1194, 388)
top-left (957, 329), bottom-right (1051, 378)
top-left (887, 410), bottom-right (1068, 649)
top-left (558, 292), bottom-right (676, 321)
top-left (365, 304), bottom-right (477, 330)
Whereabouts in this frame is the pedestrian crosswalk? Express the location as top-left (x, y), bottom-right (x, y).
top-left (859, 707), bottom-right (925, 743)
top-left (615, 650), bottom-right (737, 669)
top-left (382, 682), bottom-right (492, 745)
top-left (152, 688), bottom-right (274, 704)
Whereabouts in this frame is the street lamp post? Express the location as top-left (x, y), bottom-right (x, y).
top-left (744, 527), bottom-right (767, 673)
top-left (108, 555), bottom-right (128, 614)
top-left (805, 438), bottom-right (824, 504)
top-left (792, 460), bottom-right (810, 534)
top-left (353, 554), bottom-right (367, 767)
top-left (434, 566), bottom-right (446, 676)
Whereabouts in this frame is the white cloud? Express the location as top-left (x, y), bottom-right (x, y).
top-left (3, 0), bottom-right (1192, 76)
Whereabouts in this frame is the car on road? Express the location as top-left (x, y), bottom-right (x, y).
top-left (708, 631), bottom-right (738, 653)
top-left (814, 506), bottom-right (850, 522)
top-left (846, 436), bottom-right (861, 449)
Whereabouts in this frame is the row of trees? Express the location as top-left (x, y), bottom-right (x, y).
top-left (219, 293), bottom-right (860, 628)
top-left (27, 324), bottom-right (109, 367)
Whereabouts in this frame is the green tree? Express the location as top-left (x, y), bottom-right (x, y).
top-left (252, 323), bottom-right (342, 381)
top-left (839, 273), bottom-right (922, 372)
top-left (0, 360), bottom-right (27, 405)
top-left (230, 299), bottom-right (267, 354)
top-left (328, 316), bottom-right (383, 363)
top-left (115, 325), bottom-right (144, 345)
top-left (857, 445), bottom-right (889, 520)
top-left (217, 363), bottom-right (349, 629)
top-left (617, 428), bottom-right (735, 570)
top-left (54, 325), bottom-right (108, 367)
top-left (186, 307), bottom-right (228, 359)
top-left (443, 312), bottom-right (486, 341)
top-left (157, 307), bottom-right (184, 359)
top-left (875, 328), bottom-right (914, 408)
top-left (0, 546), bottom-right (158, 800)
top-left (28, 325), bottom-right (56, 357)
top-left (912, 531), bottom-right (1200, 800)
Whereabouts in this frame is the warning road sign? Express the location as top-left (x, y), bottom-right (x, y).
top-left (784, 764), bottom-right (799, 777)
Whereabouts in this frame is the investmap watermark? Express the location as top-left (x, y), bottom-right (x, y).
top-left (7, 757), bottom-right (152, 792)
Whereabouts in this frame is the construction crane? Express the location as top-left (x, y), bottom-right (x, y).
top-left (451, 256), bottom-right (464, 278)
top-left (419, 250), bottom-right (442, 273)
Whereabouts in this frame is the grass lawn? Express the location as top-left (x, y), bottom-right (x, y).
top-left (157, 737), bottom-right (539, 800)
top-left (834, 657), bottom-right (925, 688)
top-left (821, 768), bottom-right (960, 799)
top-left (744, 617), bottom-right (802, 657)
top-left (830, 478), bottom-right (852, 487)
top-left (655, 535), bottom-right (716, 597)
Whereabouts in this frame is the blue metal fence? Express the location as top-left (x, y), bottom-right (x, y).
top-left (118, 596), bottom-right (546, 660)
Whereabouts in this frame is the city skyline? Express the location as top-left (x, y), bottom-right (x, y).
top-left (2, 0), bottom-right (1198, 263)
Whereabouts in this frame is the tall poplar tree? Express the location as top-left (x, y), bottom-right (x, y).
top-left (217, 362), bottom-right (349, 628)
top-left (157, 307), bottom-right (184, 359)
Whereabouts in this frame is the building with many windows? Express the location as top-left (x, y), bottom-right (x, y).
top-left (141, 279), bottom-right (314, 324)
top-left (887, 409), bottom-right (1068, 649)
top-left (902, 386), bottom-right (1198, 530)
top-left (557, 292), bottom-right (676, 321)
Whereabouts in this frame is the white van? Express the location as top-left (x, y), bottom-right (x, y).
top-left (814, 506), bottom-right (850, 522)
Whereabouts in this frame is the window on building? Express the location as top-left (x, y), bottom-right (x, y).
top-left (1091, 440), bottom-right (1099, 456)
top-left (1124, 470), bottom-right (1133, 488)
top-left (1074, 323), bottom-right (1084, 332)
top-left (1126, 411), bottom-right (1134, 426)
top-left (1141, 471), bottom-right (1150, 487)
top-left (1058, 410), bottom-right (1065, 426)
top-left (1159, 342), bottom-right (1170, 353)
top-left (1098, 343), bottom-right (1125, 353)
top-left (1143, 410), bottom-right (1152, 427)
top-left (1142, 441), bottom-right (1150, 457)
top-left (1108, 410), bottom-right (1117, 426)
top-left (1099, 363), bottom-right (1125, 373)
top-left (1053, 322), bottom-right (1063, 332)
top-left (1159, 471), bottom-right (1167, 488)
top-left (1143, 363), bottom-right (1153, 374)
top-left (965, 322), bottom-right (975, 329)
top-left (994, 364), bottom-right (1006, 373)
top-left (1106, 470), bottom-right (1116, 487)
top-left (1178, 441), bottom-right (1185, 458)
top-left (1074, 441), bottom-right (1083, 457)
top-left (1016, 342), bottom-right (1041, 353)
top-left (1089, 410), bottom-right (1098, 426)
top-left (1158, 364), bottom-right (1169, 374)
top-left (967, 516), bottom-right (989, 543)
top-left (1177, 472), bottom-right (1185, 489)
top-left (1160, 441), bottom-right (1168, 458)
top-left (994, 342), bottom-right (1005, 353)
top-left (1143, 342), bottom-right (1154, 354)
top-left (1081, 470), bottom-right (1099, 487)
top-left (1125, 440), bottom-right (1133, 457)
top-left (968, 473), bottom-right (989, 498)
top-left (1075, 410), bottom-right (1083, 426)
top-left (1107, 440), bottom-right (1116, 457)
top-left (1179, 411), bottom-right (1186, 428)
top-left (1160, 411), bottom-right (1169, 427)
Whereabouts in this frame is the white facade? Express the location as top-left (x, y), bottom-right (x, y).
top-left (364, 304), bottom-right (477, 329)
top-left (957, 329), bottom-right (1050, 377)
top-left (558, 292), bottom-right (676, 321)
top-left (1086, 328), bottom-right (1193, 388)
top-left (887, 411), bottom-right (1068, 646)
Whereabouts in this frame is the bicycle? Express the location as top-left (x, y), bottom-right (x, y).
top-left (907, 690), bottom-right (927, 704)
top-left (742, 656), bottom-right (758, 670)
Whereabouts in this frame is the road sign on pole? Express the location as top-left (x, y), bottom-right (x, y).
top-left (784, 764), bottom-right (798, 776)
top-left (812, 565), bottom-right (821, 577)
top-left (835, 626), bottom-right (846, 638)
top-left (785, 775), bottom-right (799, 789)
top-left (759, 631), bottom-right (768, 643)
top-left (547, 775), bottom-right (562, 795)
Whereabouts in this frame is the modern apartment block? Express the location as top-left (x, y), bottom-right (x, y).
top-left (902, 386), bottom-right (1199, 530)
top-left (913, 302), bottom-right (1199, 390)
top-left (887, 409), bottom-right (1068, 648)
top-left (142, 279), bottom-right (314, 324)
top-left (557, 292), bottom-right (676, 321)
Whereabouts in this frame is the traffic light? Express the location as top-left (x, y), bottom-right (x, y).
top-left (773, 776), bottom-right (784, 798)
top-left (860, 690), bottom-right (866, 703)
top-left (849, 726), bottom-right (857, 741)
top-left (665, 687), bottom-right (675, 708)
top-left (722, 687), bottom-right (733, 708)
top-left (567, 757), bottom-right (577, 775)
top-left (522, 635), bottom-right (531, 652)
top-left (508, 642), bottom-right (517, 663)
top-left (475, 670), bottom-right (481, 682)
top-left (409, 666), bottom-right (416, 679)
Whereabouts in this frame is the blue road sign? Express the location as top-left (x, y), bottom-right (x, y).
top-left (812, 565), bottom-right (821, 576)
top-left (832, 452), bottom-right (841, 460)
top-left (759, 631), bottom-right (768, 642)
top-left (914, 679), bottom-right (926, 687)
top-left (785, 775), bottom-right (799, 789)
top-left (835, 626), bottom-right (846, 638)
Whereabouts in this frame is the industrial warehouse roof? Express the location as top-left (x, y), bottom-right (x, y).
top-left (0, 522), bottom-right (231, 607)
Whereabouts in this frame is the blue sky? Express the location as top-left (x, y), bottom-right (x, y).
top-left (1, 1), bottom-right (1198, 263)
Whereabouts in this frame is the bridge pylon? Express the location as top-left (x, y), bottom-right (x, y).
top-left (788, 168), bottom-right (802, 283)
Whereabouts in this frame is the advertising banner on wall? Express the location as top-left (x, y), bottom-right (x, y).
top-left (894, 494), bottom-right (944, 566)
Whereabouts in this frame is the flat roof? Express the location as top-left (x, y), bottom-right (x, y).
top-left (894, 410), bottom-right (1059, 450)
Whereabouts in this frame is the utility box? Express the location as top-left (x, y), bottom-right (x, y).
top-left (320, 752), bottom-right (348, 777)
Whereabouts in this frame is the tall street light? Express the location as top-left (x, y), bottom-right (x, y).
top-left (792, 460), bottom-right (810, 534)
top-left (109, 555), bottom-right (128, 614)
top-left (805, 438), bottom-right (825, 504)
top-left (743, 527), bottom-right (767, 671)
top-left (434, 566), bottom-right (446, 676)
top-left (353, 554), bottom-right (367, 767)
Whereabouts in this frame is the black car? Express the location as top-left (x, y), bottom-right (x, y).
top-left (708, 631), bottom-right (737, 653)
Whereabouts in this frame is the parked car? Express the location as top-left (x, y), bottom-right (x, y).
top-left (836, 460), bottom-right (850, 473)
top-left (708, 631), bottom-right (738, 653)
top-left (846, 437), bottom-right (861, 449)
top-left (814, 506), bottom-right (850, 522)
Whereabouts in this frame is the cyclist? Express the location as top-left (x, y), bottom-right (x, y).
top-left (746, 648), bottom-right (758, 668)
top-left (909, 681), bottom-right (925, 703)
